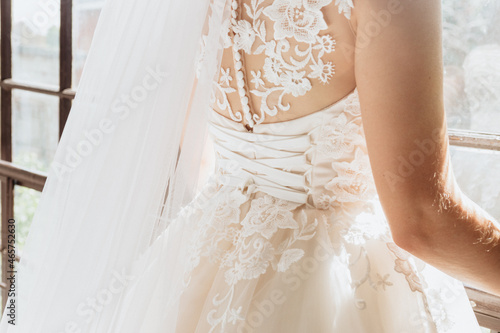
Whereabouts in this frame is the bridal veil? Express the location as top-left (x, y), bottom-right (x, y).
top-left (0, 0), bottom-right (229, 331)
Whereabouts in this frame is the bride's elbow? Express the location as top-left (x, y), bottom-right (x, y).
top-left (391, 227), bottom-right (433, 258)
top-left (387, 204), bottom-right (435, 255)
top-left (374, 156), bottom-right (464, 256)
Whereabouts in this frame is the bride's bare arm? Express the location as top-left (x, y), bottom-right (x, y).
top-left (352, 0), bottom-right (500, 296)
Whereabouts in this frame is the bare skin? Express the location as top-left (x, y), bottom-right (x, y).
top-left (352, 0), bottom-right (500, 296)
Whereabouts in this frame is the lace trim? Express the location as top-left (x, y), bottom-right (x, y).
top-left (314, 89), bottom-right (378, 210)
top-left (386, 242), bottom-right (464, 331)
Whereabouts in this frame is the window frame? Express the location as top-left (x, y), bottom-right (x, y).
top-left (0, 0), bottom-right (74, 307)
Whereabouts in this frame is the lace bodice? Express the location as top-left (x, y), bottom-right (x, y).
top-left (179, 88), bottom-right (472, 333)
top-left (205, 0), bottom-right (357, 131)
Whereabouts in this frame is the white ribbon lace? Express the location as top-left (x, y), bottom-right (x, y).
top-left (208, 120), bottom-right (318, 205)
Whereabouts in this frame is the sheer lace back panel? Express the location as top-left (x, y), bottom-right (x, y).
top-left (210, 0), bottom-right (357, 131)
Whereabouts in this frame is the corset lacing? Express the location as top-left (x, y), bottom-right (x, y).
top-left (208, 120), bottom-right (321, 207)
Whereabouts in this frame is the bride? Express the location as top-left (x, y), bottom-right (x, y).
top-left (1, 0), bottom-right (499, 331)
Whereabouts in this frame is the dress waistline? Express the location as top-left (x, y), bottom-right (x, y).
top-left (207, 121), bottom-right (319, 206)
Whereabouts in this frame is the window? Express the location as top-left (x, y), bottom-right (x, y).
top-left (442, 1), bottom-right (500, 330)
top-left (0, 0), bottom-right (105, 308)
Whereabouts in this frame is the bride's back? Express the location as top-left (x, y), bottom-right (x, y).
top-left (210, 0), bottom-right (357, 129)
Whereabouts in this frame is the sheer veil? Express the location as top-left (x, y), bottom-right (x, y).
top-left (0, 0), bottom-right (230, 331)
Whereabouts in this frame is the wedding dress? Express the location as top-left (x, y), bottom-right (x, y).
top-left (130, 92), bottom-right (482, 333)
top-left (96, 1), bottom-right (481, 332)
top-left (0, 0), bottom-right (484, 332)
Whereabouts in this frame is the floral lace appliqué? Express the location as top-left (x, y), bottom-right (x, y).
top-left (326, 147), bottom-right (377, 202)
top-left (315, 89), bottom-right (377, 209)
top-left (335, 0), bottom-right (354, 19)
top-left (317, 112), bottom-right (364, 159)
top-left (386, 241), bottom-right (462, 331)
top-left (211, 0), bottom-right (353, 126)
top-left (386, 242), bottom-right (426, 293)
top-left (264, 0), bottom-right (332, 43)
top-left (184, 190), bottom-right (319, 332)
top-left (241, 194), bottom-right (302, 239)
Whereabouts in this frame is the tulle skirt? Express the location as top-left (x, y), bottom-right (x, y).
top-left (102, 179), bottom-right (482, 333)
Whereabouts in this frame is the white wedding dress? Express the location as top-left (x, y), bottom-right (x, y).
top-left (106, 91), bottom-right (483, 332)
top-left (2, 0), bottom-right (484, 332)
top-left (103, 1), bottom-right (482, 331)
top-left (111, 91), bottom-right (481, 333)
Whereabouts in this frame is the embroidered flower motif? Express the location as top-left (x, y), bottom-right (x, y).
top-left (280, 70), bottom-right (312, 97)
top-left (326, 148), bottom-right (376, 202)
top-left (344, 89), bottom-right (362, 117)
top-left (212, 190), bottom-right (248, 230)
top-left (376, 273), bottom-right (394, 291)
top-left (386, 242), bottom-right (426, 293)
top-left (317, 113), bottom-right (364, 159)
top-left (386, 242), bottom-right (460, 329)
top-left (251, 70), bottom-right (265, 89)
top-left (183, 171), bottom-right (332, 331)
top-left (315, 193), bottom-right (337, 210)
top-left (426, 288), bottom-right (456, 332)
top-left (210, 0), bottom-right (349, 125)
top-left (263, 57), bottom-right (283, 85)
top-left (233, 20), bottom-right (256, 53)
top-left (335, 0), bottom-right (355, 19)
top-left (241, 195), bottom-right (301, 239)
top-left (316, 35), bottom-right (336, 53)
top-left (341, 212), bottom-right (390, 245)
top-left (264, 0), bottom-right (333, 43)
top-left (227, 306), bottom-right (245, 324)
top-left (278, 248), bottom-right (305, 272)
top-left (195, 35), bottom-right (208, 79)
top-left (309, 59), bottom-right (335, 84)
top-left (224, 238), bottom-right (275, 284)
top-left (219, 67), bottom-right (233, 87)
top-left (221, 18), bottom-right (234, 48)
